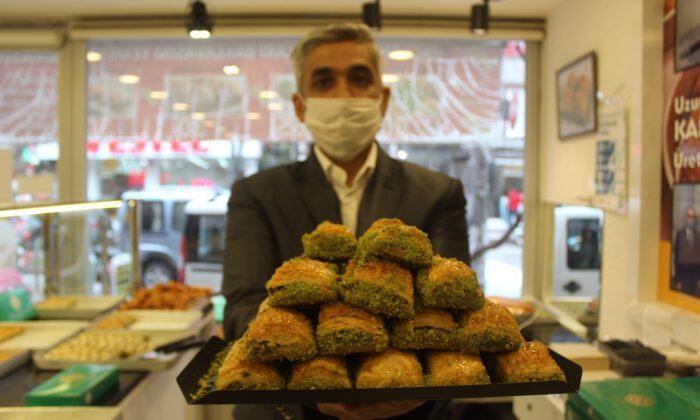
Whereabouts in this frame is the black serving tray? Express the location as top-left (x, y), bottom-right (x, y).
top-left (177, 336), bottom-right (582, 404)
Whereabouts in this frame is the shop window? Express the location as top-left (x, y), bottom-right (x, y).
top-left (0, 51), bottom-right (58, 297)
top-left (85, 37), bottom-right (527, 297)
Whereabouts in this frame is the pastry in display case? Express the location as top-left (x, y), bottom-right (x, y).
top-left (120, 282), bottom-right (211, 310)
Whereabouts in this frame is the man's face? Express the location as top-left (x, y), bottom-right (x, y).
top-left (293, 41), bottom-right (390, 122)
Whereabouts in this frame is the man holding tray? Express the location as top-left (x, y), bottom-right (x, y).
top-left (222, 22), bottom-right (470, 419)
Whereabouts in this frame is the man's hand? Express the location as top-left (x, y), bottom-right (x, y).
top-left (317, 400), bottom-right (425, 420)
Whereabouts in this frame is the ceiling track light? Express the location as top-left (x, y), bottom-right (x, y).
top-left (363, 0), bottom-right (381, 30)
top-left (188, 0), bottom-right (212, 39)
top-left (470, 0), bottom-right (489, 36)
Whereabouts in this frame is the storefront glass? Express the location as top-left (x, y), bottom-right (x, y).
top-left (0, 52), bottom-right (59, 297)
top-left (85, 37), bottom-right (526, 297)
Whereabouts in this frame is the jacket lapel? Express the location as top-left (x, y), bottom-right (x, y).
top-left (356, 145), bottom-right (402, 235)
top-left (293, 150), bottom-right (342, 226)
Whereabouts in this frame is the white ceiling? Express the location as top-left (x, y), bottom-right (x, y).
top-left (0, 0), bottom-right (561, 20)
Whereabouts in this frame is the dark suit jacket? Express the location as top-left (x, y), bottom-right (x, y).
top-left (221, 144), bottom-right (469, 340)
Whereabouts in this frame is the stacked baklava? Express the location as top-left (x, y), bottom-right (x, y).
top-left (211, 219), bottom-right (565, 391)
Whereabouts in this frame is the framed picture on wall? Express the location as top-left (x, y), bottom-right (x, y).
top-left (556, 52), bottom-right (597, 139)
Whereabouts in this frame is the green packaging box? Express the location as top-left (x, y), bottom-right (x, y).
top-left (0, 287), bottom-right (35, 321)
top-left (566, 377), bottom-right (700, 420)
top-left (26, 364), bottom-right (118, 406)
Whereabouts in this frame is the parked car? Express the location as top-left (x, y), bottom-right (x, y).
top-left (182, 192), bottom-right (229, 292)
top-left (118, 187), bottom-right (220, 288)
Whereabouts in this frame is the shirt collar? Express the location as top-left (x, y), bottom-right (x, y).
top-left (314, 142), bottom-right (377, 188)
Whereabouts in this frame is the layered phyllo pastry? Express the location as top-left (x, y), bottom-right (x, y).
top-left (488, 341), bottom-right (566, 383)
top-left (356, 218), bottom-right (433, 268)
top-left (355, 348), bottom-right (424, 389)
top-left (287, 355), bottom-right (352, 390)
top-left (390, 308), bottom-right (457, 350)
top-left (215, 339), bottom-right (285, 390)
top-left (242, 306), bottom-right (316, 362)
top-left (265, 258), bottom-right (338, 306)
top-left (416, 256), bottom-right (484, 310)
top-left (337, 260), bottom-right (414, 319)
top-left (456, 301), bottom-right (523, 355)
top-left (316, 302), bottom-right (388, 355)
top-left (302, 221), bottom-right (357, 261)
top-left (424, 351), bottom-right (490, 386)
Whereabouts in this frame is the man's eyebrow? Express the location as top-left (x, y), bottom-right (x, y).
top-left (310, 67), bottom-right (334, 78)
top-left (348, 64), bottom-right (373, 73)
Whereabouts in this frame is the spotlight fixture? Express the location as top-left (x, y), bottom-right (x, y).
top-left (363, 0), bottom-right (381, 30)
top-left (188, 0), bottom-right (212, 39)
top-left (470, 0), bottom-right (489, 36)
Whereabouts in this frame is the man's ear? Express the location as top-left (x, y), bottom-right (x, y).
top-left (292, 92), bottom-right (305, 122)
top-left (380, 86), bottom-right (391, 116)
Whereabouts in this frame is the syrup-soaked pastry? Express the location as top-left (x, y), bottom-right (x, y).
top-left (302, 221), bottom-right (357, 261)
top-left (355, 348), bottom-right (424, 388)
top-left (488, 341), bottom-right (565, 383)
top-left (337, 259), bottom-right (414, 319)
top-left (456, 301), bottom-right (523, 355)
top-left (287, 355), bottom-right (352, 390)
top-left (215, 339), bottom-right (285, 390)
top-left (424, 350), bottom-right (490, 386)
top-left (265, 258), bottom-right (338, 306)
top-left (390, 308), bottom-right (457, 350)
top-left (316, 302), bottom-right (388, 355)
top-left (416, 256), bottom-right (484, 310)
top-left (356, 218), bottom-right (433, 268)
top-left (242, 306), bottom-right (316, 362)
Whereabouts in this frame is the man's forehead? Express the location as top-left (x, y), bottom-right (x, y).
top-left (303, 41), bottom-right (376, 72)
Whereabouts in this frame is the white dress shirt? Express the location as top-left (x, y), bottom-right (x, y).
top-left (314, 143), bottom-right (378, 234)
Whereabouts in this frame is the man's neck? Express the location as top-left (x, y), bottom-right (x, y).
top-left (325, 145), bottom-right (372, 187)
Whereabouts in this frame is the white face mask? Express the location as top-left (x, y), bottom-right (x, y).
top-left (303, 97), bottom-right (383, 163)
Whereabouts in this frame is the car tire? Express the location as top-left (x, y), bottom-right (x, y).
top-left (142, 259), bottom-right (176, 288)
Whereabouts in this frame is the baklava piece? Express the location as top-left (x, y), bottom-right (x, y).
top-left (242, 306), bottom-right (316, 362)
top-left (337, 259), bottom-right (414, 319)
top-left (416, 256), bottom-right (484, 310)
top-left (93, 312), bottom-right (137, 329)
top-left (424, 350), bottom-right (490, 386)
top-left (356, 218), bottom-right (433, 268)
top-left (0, 326), bottom-right (25, 344)
top-left (355, 349), bottom-right (424, 389)
top-left (265, 258), bottom-right (338, 306)
top-left (215, 339), bottom-right (285, 390)
top-left (302, 221), bottom-right (357, 261)
top-left (287, 355), bottom-right (352, 390)
top-left (316, 302), bottom-right (388, 355)
top-left (488, 341), bottom-right (565, 383)
top-left (34, 296), bottom-right (77, 310)
top-left (457, 301), bottom-right (523, 355)
top-left (390, 308), bottom-right (457, 350)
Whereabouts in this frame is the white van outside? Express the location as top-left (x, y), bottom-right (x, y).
top-left (182, 192), bottom-right (229, 292)
top-left (552, 205), bottom-right (604, 298)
